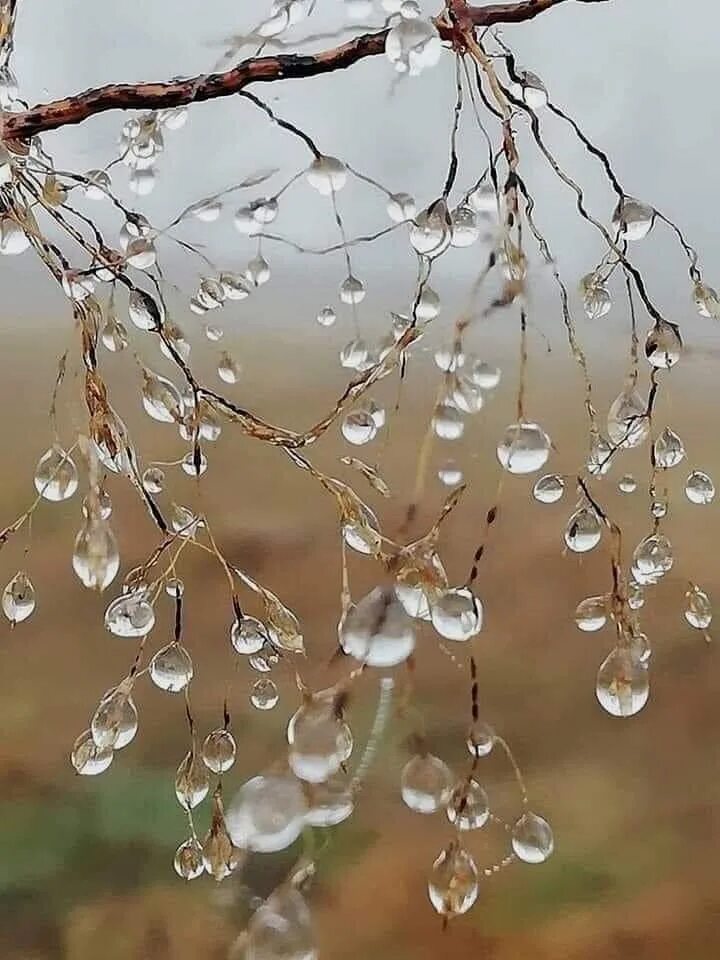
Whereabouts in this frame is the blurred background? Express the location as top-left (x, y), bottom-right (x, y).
top-left (1, 1), bottom-right (720, 958)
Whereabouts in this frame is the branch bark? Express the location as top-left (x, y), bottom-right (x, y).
top-left (1, 0), bottom-right (610, 142)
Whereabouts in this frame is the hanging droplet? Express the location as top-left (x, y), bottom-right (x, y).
top-left (342, 502), bottom-right (381, 555)
top-left (202, 728), bottom-right (237, 774)
top-left (607, 385), bottom-right (649, 448)
top-left (511, 811), bottom-right (554, 863)
top-left (306, 777), bottom-right (354, 827)
top-left (509, 68), bottom-right (548, 107)
top-left (246, 887), bottom-right (317, 960)
top-left (431, 587), bottom-right (482, 642)
top-left (385, 13), bottom-right (442, 76)
top-left (685, 584), bottom-right (712, 629)
top-left (251, 677), bottom-right (279, 710)
top-left (288, 701), bottom-right (353, 784)
top-left (83, 169), bottom-right (111, 200)
top-left (341, 410), bottom-right (377, 445)
top-left (387, 192), bottom-right (416, 223)
top-left (226, 774), bottom-right (307, 852)
top-left (581, 274), bottom-right (612, 320)
top-left (432, 403), bottom-right (464, 440)
top-left (685, 470), bottom-right (715, 505)
top-left (446, 779), bottom-right (489, 830)
top-left (632, 533), bottom-right (673, 584)
top-left (217, 351), bottom-right (241, 384)
top-left (645, 321), bottom-right (682, 369)
top-left (467, 182), bottom-right (497, 216)
top-left (149, 642), bottom-right (194, 692)
top-left (427, 845), bottom-right (479, 916)
top-left (533, 473), bottom-right (565, 504)
top-left (165, 577), bottom-right (184, 598)
top-left (435, 345), bottom-right (464, 373)
top-left (409, 199), bottom-right (452, 258)
top-left (497, 422), bottom-right (551, 474)
top-left (141, 368), bottom-right (184, 424)
top-left (438, 460), bottom-right (464, 487)
top-left (316, 306), bottom-right (336, 327)
top-left (612, 196), bottom-right (654, 241)
top-left (693, 280), bottom-right (720, 319)
top-left (627, 579), bottom-right (645, 610)
top-left (127, 288), bottom-right (161, 331)
top-left (654, 427), bottom-right (685, 469)
top-left (142, 466), bottom-right (165, 493)
top-left (104, 592), bottom-right (155, 637)
top-left (91, 680), bottom-right (134, 750)
top-left (34, 445), bottom-right (79, 501)
top-left (340, 337), bottom-right (369, 370)
top-left (469, 360), bottom-right (501, 390)
top-left (202, 789), bottom-right (239, 881)
top-left (306, 155), bottom-right (347, 195)
top-left (339, 274), bottom-right (366, 306)
top-left (450, 205), bottom-right (479, 247)
top-left (416, 285), bottom-right (441, 320)
top-left (181, 450), bottom-right (207, 477)
top-left (100, 315), bottom-right (129, 352)
top-left (401, 753), bottom-right (453, 813)
top-left (587, 434), bottom-right (614, 476)
top-left (596, 647), bottom-right (649, 717)
top-left (450, 374), bottom-right (484, 414)
top-left (650, 497), bottom-right (668, 520)
top-left (574, 595), bottom-right (607, 632)
top-left (564, 507), bottom-right (602, 553)
top-left (71, 729), bottom-right (113, 775)
top-left (173, 838), bottom-right (204, 880)
top-left (231, 615), bottom-right (269, 655)
top-left (72, 517), bottom-right (120, 591)
top-left (246, 255), bottom-right (270, 287)
top-left (1, 571), bottom-right (35, 623)
top-left (175, 749), bottom-right (210, 810)
top-left (618, 473), bottom-right (637, 494)
top-left (467, 722), bottom-right (495, 758)
top-left (340, 586), bottom-right (415, 667)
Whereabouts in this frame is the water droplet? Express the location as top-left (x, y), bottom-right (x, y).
top-left (340, 337), bottom-right (369, 370)
top-left (91, 681), bottom-right (134, 750)
top-left (34, 445), bottom-right (78, 501)
top-left (438, 460), bottom-right (463, 487)
top-left (564, 507), bottom-right (602, 553)
top-left (467, 722), bottom-right (495, 758)
top-left (574, 595), bottom-right (607, 632)
top-left (149, 642), bottom-right (194, 692)
top-left (306, 155), bottom-right (347, 195)
top-left (693, 281), bottom-right (720, 319)
top-left (2, 571), bottom-right (35, 623)
top-left (607, 386), bottom-right (649, 448)
top-left (497, 422), bottom-right (551, 475)
top-left (469, 360), bottom-right (501, 390)
top-left (533, 473), bottom-right (564, 504)
top-left (83, 169), bottom-right (111, 200)
top-left (142, 466), bottom-right (165, 493)
top-left (511, 811), bottom-right (554, 863)
top-left (409, 199), bottom-right (452, 257)
top-left (446, 779), bottom-right (489, 830)
top-left (305, 777), bottom-right (354, 827)
top-left (428, 845), bottom-right (479, 916)
top-left (251, 677), bottom-right (279, 710)
top-left (685, 470), bottom-right (715, 504)
top-left (450, 205), bottom-right (479, 247)
top-left (587, 434), bottom-right (614, 476)
top-left (173, 838), bottom-right (204, 879)
top-left (596, 647), bottom-right (649, 717)
top-left (165, 577), bottom-right (184, 598)
top-left (72, 518), bottom-right (120, 591)
top-left (685, 584), bottom-right (712, 629)
top-left (467, 182), bottom-right (497, 216)
top-left (632, 533), bottom-right (673, 584)
top-left (432, 403), bottom-right (464, 440)
top-left (231, 616), bottom-right (269, 655)
top-left (218, 351), bottom-right (241, 384)
top-left (71, 729), bottom-right (113, 775)
top-left (226, 774), bottom-right (307, 852)
top-left (645, 321), bottom-right (682, 369)
top-left (618, 473), bottom-right (637, 494)
top-left (612, 196), bottom-right (654, 241)
top-left (627, 580), bottom-right (644, 610)
top-left (128, 289), bottom-right (161, 331)
top-left (385, 15), bottom-right (442, 76)
top-left (341, 410), bottom-right (377, 445)
top-left (175, 749), bottom-right (210, 809)
top-left (246, 887), bottom-right (317, 960)
top-left (246, 255), bottom-right (271, 287)
top-left (339, 274), bottom-right (366, 305)
top-left (181, 450), bottom-right (207, 477)
top-left (202, 728), bottom-right (236, 774)
top-left (316, 306), bottom-right (336, 327)
top-left (581, 274), bottom-right (612, 319)
top-left (340, 586), bottom-right (415, 667)
top-left (104, 592), bottom-right (155, 637)
top-left (387, 192), bottom-right (416, 222)
top-left (101, 315), bottom-right (129, 352)
top-left (288, 701), bottom-right (353, 783)
top-left (509, 69), bottom-right (548, 108)
top-left (654, 427), bottom-right (685, 469)
top-left (431, 587), bottom-right (482, 642)
top-left (401, 753), bottom-right (453, 813)
top-left (141, 368), bottom-right (184, 424)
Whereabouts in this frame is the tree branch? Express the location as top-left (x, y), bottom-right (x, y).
top-left (1, 0), bottom-right (611, 142)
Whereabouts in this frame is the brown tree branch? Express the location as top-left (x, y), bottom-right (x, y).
top-left (1, 0), bottom-right (610, 142)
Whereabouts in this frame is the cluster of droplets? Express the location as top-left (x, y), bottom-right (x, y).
top-left (118, 107), bottom-right (187, 195)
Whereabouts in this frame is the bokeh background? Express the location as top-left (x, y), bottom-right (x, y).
top-left (1, 1), bottom-right (720, 958)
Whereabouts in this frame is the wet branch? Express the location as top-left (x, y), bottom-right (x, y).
top-left (1, 0), bottom-right (611, 141)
